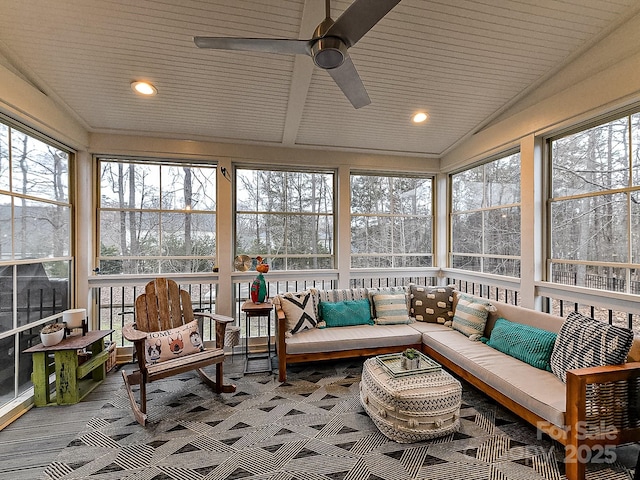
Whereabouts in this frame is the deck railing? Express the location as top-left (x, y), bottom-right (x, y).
top-left (89, 268), bottom-right (640, 355)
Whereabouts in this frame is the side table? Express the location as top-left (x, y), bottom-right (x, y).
top-left (241, 300), bottom-right (273, 374)
top-left (24, 329), bottom-right (114, 406)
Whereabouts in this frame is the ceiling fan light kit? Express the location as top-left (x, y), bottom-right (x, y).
top-left (194, 0), bottom-right (402, 109)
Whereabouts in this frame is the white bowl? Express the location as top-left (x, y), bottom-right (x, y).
top-left (40, 328), bottom-right (65, 347)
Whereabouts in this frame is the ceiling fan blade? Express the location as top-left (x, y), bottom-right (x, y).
top-left (325, 0), bottom-right (402, 48)
top-left (326, 55), bottom-right (370, 109)
top-left (194, 37), bottom-right (311, 55)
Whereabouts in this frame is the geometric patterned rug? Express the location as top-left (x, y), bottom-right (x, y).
top-left (42, 359), bottom-right (634, 480)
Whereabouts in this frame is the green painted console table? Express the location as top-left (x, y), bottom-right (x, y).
top-left (24, 329), bottom-right (114, 406)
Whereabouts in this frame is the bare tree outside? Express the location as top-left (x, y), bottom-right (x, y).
top-left (550, 114), bottom-right (640, 294)
top-left (0, 122), bottom-right (71, 407)
top-left (451, 153), bottom-right (521, 276)
top-left (98, 159), bottom-right (216, 274)
top-left (350, 174), bottom-right (432, 268)
top-left (235, 168), bottom-right (333, 270)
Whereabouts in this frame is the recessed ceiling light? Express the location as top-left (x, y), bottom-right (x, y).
top-left (131, 81), bottom-right (157, 96)
top-left (412, 112), bottom-right (428, 124)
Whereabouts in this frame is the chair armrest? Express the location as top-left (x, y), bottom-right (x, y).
top-left (194, 312), bottom-right (234, 349)
top-left (194, 312), bottom-right (234, 324)
top-left (122, 323), bottom-right (147, 343)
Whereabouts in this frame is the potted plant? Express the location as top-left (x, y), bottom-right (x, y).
top-left (40, 323), bottom-right (65, 347)
top-left (401, 348), bottom-right (420, 370)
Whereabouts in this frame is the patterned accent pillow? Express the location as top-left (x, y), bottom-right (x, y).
top-left (367, 286), bottom-right (409, 318)
top-left (372, 293), bottom-right (412, 325)
top-left (487, 318), bottom-right (557, 371)
top-left (550, 311), bottom-right (634, 383)
top-left (277, 291), bottom-right (318, 336)
top-left (145, 319), bottom-right (204, 365)
top-left (318, 299), bottom-right (373, 328)
top-left (410, 284), bottom-right (454, 323)
top-left (451, 293), bottom-right (494, 340)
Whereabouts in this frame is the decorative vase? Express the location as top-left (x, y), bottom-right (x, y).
top-left (401, 355), bottom-right (419, 370)
top-left (63, 308), bottom-right (86, 329)
top-left (250, 273), bottom-right (267, 303)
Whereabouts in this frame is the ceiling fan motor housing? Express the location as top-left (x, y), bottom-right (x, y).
top-left (312, 36), bottom-right (347, 69)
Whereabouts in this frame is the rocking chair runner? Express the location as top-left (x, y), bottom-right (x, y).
top-left (122, 278), bottom-right (236, 426)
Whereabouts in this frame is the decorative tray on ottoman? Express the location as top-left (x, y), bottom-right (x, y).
top-left (376, 351), bottom-right (441, 377)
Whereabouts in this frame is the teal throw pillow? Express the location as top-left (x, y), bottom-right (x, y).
top-left (318, 299), bottom-right (373, 328)
top-left (487, 318), bottom-right (557, 371)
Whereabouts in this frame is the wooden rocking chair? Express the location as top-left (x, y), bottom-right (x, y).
top-left (122, 278), bottom-right (236, 426)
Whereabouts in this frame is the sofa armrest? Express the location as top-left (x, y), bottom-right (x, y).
top-left (566, 361), bottom-right (640, 443)
top-left (275, 306), bottom-right (288, 381)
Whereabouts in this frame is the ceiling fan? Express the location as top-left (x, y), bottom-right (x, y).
top-left (194, 0), bottom-right (402, 109)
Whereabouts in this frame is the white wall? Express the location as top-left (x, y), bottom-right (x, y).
top-left (0, 63), bottom-right (88, 149)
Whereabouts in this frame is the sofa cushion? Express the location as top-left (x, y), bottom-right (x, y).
top-left (423, 329), bottom-right (566, 427)
top-left (550, 311), bottom-right (634, 383)
top-left (410, 284), bottom-right (454, 323)
top-left (285, 323), bottom-right (422, 355)
top-left (486, 317), bottom-right (557, 371)
top-left (277, 290), bottom-right (318, 335)
top-left (452, 293), bottom-right (494, 340)
top-left (318, 299), bottom-right (373, 328)
top-left (145, 319), bottom-right (204, 365)
top-left (372, 292), bottom-right (412, 325)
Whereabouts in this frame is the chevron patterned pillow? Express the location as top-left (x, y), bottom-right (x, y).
top-left (550, 311), bottom-right (634, 383)
top-left (277, 291), bottom-right (318, 336)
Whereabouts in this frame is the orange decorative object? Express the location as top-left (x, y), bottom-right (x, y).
top-left (256, 256), bottom-right (270, 273)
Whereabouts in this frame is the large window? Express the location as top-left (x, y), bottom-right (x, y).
top-left (350, 174), bottom-right (433, 268)
top-left (450, 152), bottom-right (521, 276)
top-left (0, 121), bottom-right (71, 408)
top-left (549, 112), bottom-right (640, 293)
top-left (235, 168), bottom-right (334, 270)
top-left (98, 158), bottom-right (217, 274)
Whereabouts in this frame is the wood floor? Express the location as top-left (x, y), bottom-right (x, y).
top-left (0, 354), bottom-right (248, 480)
top-left (0, 356), bottom-right (638, 480)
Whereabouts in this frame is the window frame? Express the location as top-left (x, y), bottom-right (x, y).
top-left (349, 171), bottom-right (434, 269)
top-left (0, 116), bottom-right (73, 409)
top-left (96, 156), bottom-right (218, 275)
top-left (234, 165), bottom-right (336, 271)
top-left (546, 109), bottom-right (640, 294)
top-left (449, 150), bottom-right (522, 277)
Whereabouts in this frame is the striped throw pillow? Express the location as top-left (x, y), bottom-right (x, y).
top-left (372, 292), bottom-right (412, 325)
top-left (452, 293), bottom-right (493, 340)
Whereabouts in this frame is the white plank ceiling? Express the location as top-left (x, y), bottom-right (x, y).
top-left (0, 0), bottom-right (638, 158)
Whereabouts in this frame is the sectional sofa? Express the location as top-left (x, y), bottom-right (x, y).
top-left (273, 285), bottom-right (640, 480)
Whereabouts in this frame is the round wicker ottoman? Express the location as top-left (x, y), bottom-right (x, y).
top-left (359, 355), bottom-right (462, 443)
